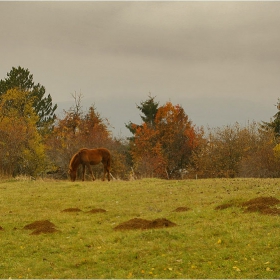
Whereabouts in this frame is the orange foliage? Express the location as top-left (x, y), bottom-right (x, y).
top-left (131, 101), bottom-right (199, 178)
top-left (46, 105), bottom-right (127, 179)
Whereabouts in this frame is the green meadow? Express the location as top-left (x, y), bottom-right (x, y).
top-left (0, 178), bottom-right (279, 278)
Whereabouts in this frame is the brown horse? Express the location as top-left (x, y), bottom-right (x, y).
top-left (68, 148), bottom-right (111, 182)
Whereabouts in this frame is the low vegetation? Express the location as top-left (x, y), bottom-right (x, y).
top-left (0, 178), bottom-right (279, 278)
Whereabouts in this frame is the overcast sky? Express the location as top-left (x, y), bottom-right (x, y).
top-left (1, 1), bottom-right (280, 137)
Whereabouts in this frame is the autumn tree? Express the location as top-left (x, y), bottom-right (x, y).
top-left (130, 123), bottom-right (165, 177)
top-left (130, 101), bottom-right (199, 179)
top-left (156, 102), bottom-right (199, 177)
top-left (0, 66), bottom-right (57, 133)
top-left (245, 99), bottom-right (280, 177)
top-left (191, 123), bottom-right (254, 178)
top-left (239, 123), bottom-right (280, 178)
top-left (191, 122), bottom-right (280, 178)
top-left (0, 89), bottom-right (46, 176)
top-left (46, 93), bottom-right (128, 179)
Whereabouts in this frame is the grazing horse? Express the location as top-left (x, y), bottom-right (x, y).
top-left (69, 148), bottom-right (111, 182)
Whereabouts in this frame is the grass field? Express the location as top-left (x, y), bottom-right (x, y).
top-left (0, 177), bottom-right (279, 278)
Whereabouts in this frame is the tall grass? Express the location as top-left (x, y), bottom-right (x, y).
top-left (0, 178), bottom-right (279, 278)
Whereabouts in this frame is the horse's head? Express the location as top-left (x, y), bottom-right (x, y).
top-left (68, 168), bottom-right (76, 182)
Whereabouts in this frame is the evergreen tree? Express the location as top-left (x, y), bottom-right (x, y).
top-left (126, 94), bottom-right (159, 136)
top-left (0, 66), bottom-right (57, 133)
top-left (261, 98), bottom-right (280, 139)
top-left (137, 94), bottom-right (159, 127)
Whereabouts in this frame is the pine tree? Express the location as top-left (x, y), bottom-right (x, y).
top-left (261, 98), bottom-right (280, 139)
top-left (126, 94), bottom-right (159, 137)
top-left (0, 66), bottom-right (57, 133)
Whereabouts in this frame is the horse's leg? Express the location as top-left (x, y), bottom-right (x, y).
top-left (105, 164), bottom-right (110, 181)
top-left (101, 163), bottom-right (110, 181)
top-left (82, 164), bottom-right (86, 181)
top-left (86, 163), bottom-right (95, 181)
top-left (102, 164), bottom-right (106, 181)
top-left (107, 159), bottom-right (111, 181)
top-left (107, 166), bottom-right (111, 181)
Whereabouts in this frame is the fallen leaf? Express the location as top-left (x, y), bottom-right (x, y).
top-left (233, 266), bottom-right (241, 272)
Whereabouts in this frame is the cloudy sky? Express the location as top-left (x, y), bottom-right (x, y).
top-left (1, 1), bottom-right (280, 137)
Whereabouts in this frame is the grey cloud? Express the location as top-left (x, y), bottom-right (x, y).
top-left (1, 1), bottom-right (280, 137)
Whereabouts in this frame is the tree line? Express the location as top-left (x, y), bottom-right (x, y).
top-left (1, 66), bottom-right (280, 180)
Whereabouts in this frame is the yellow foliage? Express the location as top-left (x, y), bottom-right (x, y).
top-left (0, 88), bottom-right (45, 176)
top-left (273, 143), bottom-right (280, 159)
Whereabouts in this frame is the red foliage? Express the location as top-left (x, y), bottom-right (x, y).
top-left (131, 101), bottom-right (200, 178)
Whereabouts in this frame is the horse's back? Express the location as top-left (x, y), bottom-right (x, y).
top-left (79, 148), bottom-right (110, 164)
top-left (97, 148), bottom-right (111, 156)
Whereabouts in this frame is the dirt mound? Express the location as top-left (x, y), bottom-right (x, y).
top-left (24, 220), bottom-right (60, 235)
top-left (30, 226), bottom-right (60, 235)
top-left (0, 226), bottom-right (4, 231)
top-left (86, 208), bottom-right (107, 214)
top-left (62, 208), bottom-right (82, 212)
top-left (242, 196), bottom-right (280, 215)
top-left (215, 196), bottom-right (280, 216)
top-left (114, 218), bottom-right (177, 231)
top-left (261, 207), bottom-right (280, 215)
top-left (241, 196), bottom-right (280, 207)
top-left (173, 207), bottom-right (191, 212)
top-left (24, 220), bottom-right (56, 230)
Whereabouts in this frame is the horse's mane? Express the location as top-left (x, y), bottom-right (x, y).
top-left (69, 152), bottom-right (80, 171)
